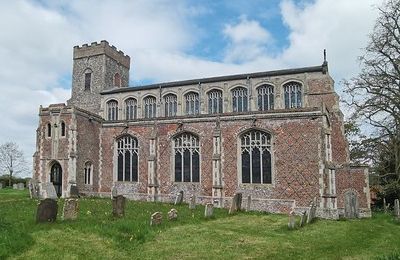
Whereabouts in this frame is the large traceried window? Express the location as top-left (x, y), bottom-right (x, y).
top-left (208, 89), bottom-right (223, 114)
top-left (125, 98), bottom-right (137, 120)
top-left (185, 92), bottom-right (200, 115)
top-left (84, 162), bottom-right (92, 185)
top-left (284, 82), bottom-right (302, 109)
top-left (240, 130), bottom-right (272, 184)
top-left (116, 135), bottom-right (139, 182)
top-left (144, 96), bottom-right (157, 118)
top-left (173, 133), bottom-right (200, 182)
top-left (232, 87), bottom-right (248, 112)
top-left (107, 100), bottom-right (118, 120)
top-left (257, 84), bottom-right (274, 111)
top-left (164, 94), bottom-right (177, 117)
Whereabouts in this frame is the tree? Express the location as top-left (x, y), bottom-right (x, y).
top-left (0, 142), bottom-right (28, 187)
top-left (343, 0), bottom-right (400, 185)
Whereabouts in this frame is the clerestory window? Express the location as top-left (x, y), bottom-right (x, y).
top-left (284, 82), bottom-right (302, 109)
top-left (125, 98), bottom-right (137, 120)
top-left (164, 94), bottom-right (177, 117)
top-left (208, 89), bottom-right (223, 114)
top-left (257, 84), bottom-right (274, 111)
top-left (185, 92), bottom-right (200, 115)
top-left (144, 96), bottom-right (157, 119)
top-left (232, 87), bottom-right (248, 112)
top-left (107, 100), bottom-right (119, 120)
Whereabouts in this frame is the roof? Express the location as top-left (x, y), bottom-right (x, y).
top-left (101, 64), bottom-right (327, 95)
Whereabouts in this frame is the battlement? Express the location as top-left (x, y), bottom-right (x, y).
top-left (73, 40), bottom-right (130, 69)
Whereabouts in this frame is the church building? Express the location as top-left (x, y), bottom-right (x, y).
top-left (33, 40), bottom-right (371, 219)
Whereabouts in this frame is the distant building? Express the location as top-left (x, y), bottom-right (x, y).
top-left (33, 41), bottom-right (371, 218)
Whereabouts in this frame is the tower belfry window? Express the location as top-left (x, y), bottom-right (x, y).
top-left (85, 72), bottom-right (92, 91)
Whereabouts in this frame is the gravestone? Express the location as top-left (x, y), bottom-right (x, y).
top-left (288, 210), bottom-right (296, 229)
top-left (36, 198), bottom-right (58, 223)
top-left (344, 191), bottom-right (359, 218)
top-left (299, 211), bottom-right (307, 227)
top-left (394, 199), bottom-right (400, 218)
top-left (204, 203), bottom-right (214, 218)
top-left (40, 183), bottom-right (58, 199)
top-left (246, 195), bottom-right (251, 212)
top-left (28, 179), bottom-right (40, 199)
top-left (112, 195), bottom-right (125, 217)
top-left (229, 193), bottom-right (243, 214)
top-left (63, 199), bottom-right (79, 220)
top-left (150, 212), bottom-right (163, 226)
top-left (307, 197), bottom-right (317, 223)
top-left (17, 183), bottom-right (24, 190)
top-left (174, 191), bottom-right (184, 205)
top-left (111, 186), bottom-right (118, 198)
top-left (69, 185), bottom-right (80, 198)
top-left (189, 195), bottom-right (196, 210)
top-left (0, 182), bottom-right (3, 189)
top-left (168, 209), bottom-right (178, 221)
top-left (13, 184), bottom-right (18, 189)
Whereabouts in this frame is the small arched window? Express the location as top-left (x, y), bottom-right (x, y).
top-left (164, 94), bottom-right (177, 117)
top-left (125, 98), bottom-right (137, 120)
top-left (257, 84), bottom-right (274, 111)
top-left (107, 100), bottom-right (119, 120)
top-left (47, 123), bottom-right (51, 137)
top-left (232, 87), bottom-right (248, 112)
top-left (114, 73), bottom-right (121, 87)
top-left (173, 133), bottom-right (200, 182)
top-left (84, 162), bottom-right (93, 185)
top-left (61, 122), bottom-right (66, 137)
top-left (144, 96), bottom-right (157, 119)
top-left (84, 68), bottom-right (92, 91)
top-left (240, 130), bottom-right (272, 184)
top-left (284, 82), bottom-right (302, 109)
top-left (117, 135), bottom-right (139, 182)
top-left (208, 89), bottom-right (223, 114)
top-left (185, 92), bottom-right (199, 115)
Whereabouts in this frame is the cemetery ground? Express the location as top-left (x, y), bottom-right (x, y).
top-left (1, 189), bottom-right (400, 260)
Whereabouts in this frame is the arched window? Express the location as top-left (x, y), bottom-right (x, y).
top-left (232, 87), bottom-right (248, 112)
top-left (164, 94), bottom-right (177, 117)
top-left (107, 100), bottom-right (119, 120)
top-left (240, 130), bottom-right (272, 184)
top-left (61, 122), bottom-right (66, 137)
top-left (84, 162), bottom-right (92, 185)
top-left (84, 68), bottom-right (92, 91)
top-left (257, 84), bottom-right (274, 111)
top-left (47, 123), bottom-right (51, 137)
top-left (125, 98), bottom-right (137, 120)
top-left (114, 73), bottom-right (121, 87)
top-left (144, 96), bottom-right (157, 118)
top-left (284, 82), bottom-right (302, 109)
top-left (208, 89), bottom-right (223, 114)
top-left (50, 162), bottom-right (62, 197)
top-left (185, 92), bottom-right (199, 115)
top-left (173, 133), bottom-right (200, 182)
top-left (116, 135), bottom-right (139, 182)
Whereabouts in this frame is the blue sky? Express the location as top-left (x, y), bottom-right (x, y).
top-left (0, 0), bottom-right (383, 176)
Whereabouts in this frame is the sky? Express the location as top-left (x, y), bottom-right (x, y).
top-left (0, 0), bottom-right (383, 177)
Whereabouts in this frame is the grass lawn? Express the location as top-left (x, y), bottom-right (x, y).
top-left (1, 189), bottom-right (400, 259)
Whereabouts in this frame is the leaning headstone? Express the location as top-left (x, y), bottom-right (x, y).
top-left (174, 191), bottom-right (184, 205)
top-left (204, 203), bottom-right (214, 218)
top-left (13, 184), bottom-right (18, 189)
top-left (150, 212), bottom-right (163, 226)
top-left (40, 183), bottom-right (58, 199)
top-left (394, 199), bottom-right (400, 218)
top-left (168, 209), bottom-right (178, 221)
top-left (0, 182), bottom-right (3, 189)
top-left (17, 183), bottom-right (24, 190)
top-left (189, 195), bottom-right (196, 210)
top-left (299, 211), bottom-right (307, 227)
top-left (36, 199), bottom-right (58, 223)
top-left (63, 199), bottom-right (79, 220)
top-left (246, 195), bottom-right (251, 211)
top-left (307, 198), bottom-right (317, 224)
top-left (229, 193), bottom-right (243, 214)
top-left (28, 179), bottom-right (39, 199)
top-left (112, 195), bottom-right (125, 217)
top-left (69, 185), bottom-right (80, 198)
top-left (288, 210), bottom-right (296, 229)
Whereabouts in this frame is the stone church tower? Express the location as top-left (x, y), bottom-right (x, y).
top-left (68, 40), bottom-right (130, 113)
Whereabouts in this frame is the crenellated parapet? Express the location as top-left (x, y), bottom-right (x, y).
top-left (73, 40), bottom-right (130, 69)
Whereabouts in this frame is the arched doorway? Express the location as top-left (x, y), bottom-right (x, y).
top-left (50, 162), bottom-right (62, 197)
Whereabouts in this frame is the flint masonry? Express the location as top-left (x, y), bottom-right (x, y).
top-left (33, 40), bottom-right (371, 219)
